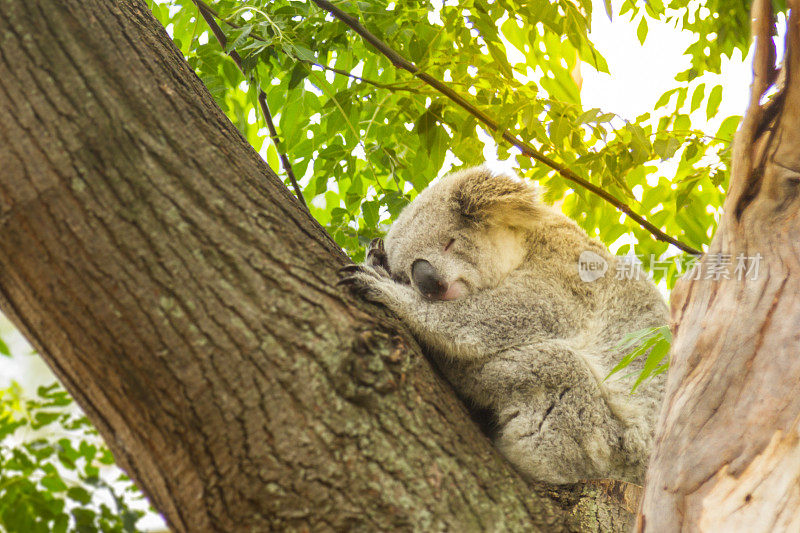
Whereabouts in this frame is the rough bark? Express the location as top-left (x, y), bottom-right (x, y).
top-left (638, 1), bottom-right (800, 530)
top-left (0, 1), bottom-right (634, 531)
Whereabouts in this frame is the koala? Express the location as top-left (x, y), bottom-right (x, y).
top-left (339, 166), bottom-right (668, 485)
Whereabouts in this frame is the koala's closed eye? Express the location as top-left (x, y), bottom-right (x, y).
top-left (444, 238), bottom-right (455, 251)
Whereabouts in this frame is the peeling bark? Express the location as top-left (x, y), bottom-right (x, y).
top-left (0, 1), bottom-right (634, 531)
top-left (638, 1), bottom-right (800, 530)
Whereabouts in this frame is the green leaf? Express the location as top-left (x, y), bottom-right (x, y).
top-left (226, 24), bottom-right (253, 53)
top-left (606, 326), bottom-right (672, 390)
top-left (265, 142), bottom-right (280, 174)
top-left (291, 44), bottom-right (317, 62)
top-left (636, 17), bottom-right (648, 44)
top-left (550, 115), bottom-right (571, 147)
top-left (287, 63), bottom-right (308, 90)
top-left (603, 0), bottom-right (613, 20)
top-left (716, 115), bottom-right (741, 140)
top-left (361, 200), bottom-right (379, 228)
top-left (653, 136), bottom-right (682, 160)
top-left (690, 83), bottom-right (705, 112)
top-left (654, 88), bottom-right (678, 109)
top-left (40, 475), bottom-right (68, 493)
top-left (706, 85), bottom-right (723, 119)
top-left (628, 124), bottom-right (651, 163)
top-left (685, 143), bottom-right (699, 161)
top-left (71, 507), bottom-right (96, 526)
top-left (53, 514), bottom-right (69, 533)
top-left (0, 336), bottom-right (10, 356)
top-left (67, 487), bottom-right (92, 505)
top-left (31, 411), bottom-right (60, 429)
top-left (632, 336), bottom-right (671, 391)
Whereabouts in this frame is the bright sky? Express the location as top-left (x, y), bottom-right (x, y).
top-left (582, 0), bottom-right (752, 128)
top-left (482, 0), bottom-right (755, 175)
top-left (475, 0), bottom-right (761, 261)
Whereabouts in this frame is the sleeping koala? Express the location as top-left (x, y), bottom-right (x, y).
top-left (338, 166), bottom-right (668, 485)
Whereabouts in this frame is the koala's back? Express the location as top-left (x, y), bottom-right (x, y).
top-left (435, 234), bottom-right (667, 483)
top-left (443, 209), bottom-right (668, 484)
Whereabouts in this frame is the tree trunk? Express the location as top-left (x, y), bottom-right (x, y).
top-left (638, 1), bottom-right (800, 530)
top-left (0, 1), bottom-right (634, 531)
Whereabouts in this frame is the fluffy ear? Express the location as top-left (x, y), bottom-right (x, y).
top-left (452, 167), bottom-right (541, 227)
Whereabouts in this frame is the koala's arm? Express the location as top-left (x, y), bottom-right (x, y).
top-left (339, 267), bottom-right (652, 482)
top-left (338, 263), bottom-right (560, 360)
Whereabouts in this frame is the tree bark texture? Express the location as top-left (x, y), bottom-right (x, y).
top-left (0, 1), bottom-right (634, 531)
top-left (638, 1), bottom-right (800, 530)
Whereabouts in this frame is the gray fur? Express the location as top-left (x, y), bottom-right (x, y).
top-left (339, 166), bottom-right (668, 484)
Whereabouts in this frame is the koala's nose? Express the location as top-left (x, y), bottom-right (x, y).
top-left (411, 259), bottom-right (446, 299)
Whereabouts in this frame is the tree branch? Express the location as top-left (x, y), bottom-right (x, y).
top-left (193, 0), bottom-right (308, 211)
top-left (304, 60), bottom-right (424, 93)
top-left (638, 4), bottom-right (800, 529)
top-left (310, 0), bottom-right (702, 256)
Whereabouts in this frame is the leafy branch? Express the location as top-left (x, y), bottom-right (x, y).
top-left (198, 0), bottom-right (424, 94)
top-left (192, 0), bottom-right (309, 211)
top-left (309, 0), bottom-right (702, 256)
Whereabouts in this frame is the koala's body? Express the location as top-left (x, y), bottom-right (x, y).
top-left (340, 166), bottom-right (668, 485)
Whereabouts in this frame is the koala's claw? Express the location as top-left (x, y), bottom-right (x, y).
top-left (369, 237), bottom-right (385, 252)
top-left (338, 275), bottom-right (381, 301)
top-left (336, 275), bottom-right (360, 287)
top-left (338, 264), bottom-right (364, 276)
top-left (366, 238), bottom-right (390, 272)
top-left (338, 262), bottom-right (389, 279)
top-left (336, 263), bottom-right (392, 304)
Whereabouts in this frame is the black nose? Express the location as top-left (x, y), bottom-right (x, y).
top-left (411, 259), bottom-right (446, 299)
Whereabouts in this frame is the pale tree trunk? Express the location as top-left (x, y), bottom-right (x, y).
top-left (0, 1), bottom-right (635, 531)
top-left (638, 1), bottom-right (800, 530)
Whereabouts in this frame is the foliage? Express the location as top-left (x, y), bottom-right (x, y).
top-left (145, 0), bottom-right (756, 285)
top-left (0, 379), bottom-right (146, 532)
top-left (606, 325), bottom-right (671, 391)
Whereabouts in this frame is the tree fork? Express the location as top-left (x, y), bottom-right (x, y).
top-left (638, 1), bottom-right (800, 529)
top-left (0, 1), bottom-right (633, 531)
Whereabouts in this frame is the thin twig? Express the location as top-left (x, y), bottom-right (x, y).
top-left (305, 61), bottom-right (423, 92)
top-left (310, 0), bottom-right (702, 255)
top-left (256, 93), bottom-right (308, 209)
top-left (193, 0), bottom-right (309, 211)
top-left (195, 0), bottom-right (420, 94)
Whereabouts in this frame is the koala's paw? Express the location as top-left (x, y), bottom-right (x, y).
top-left (365, 238), bottom-right (390, 273)
top-left (337, 263), bottom-right (394, 304)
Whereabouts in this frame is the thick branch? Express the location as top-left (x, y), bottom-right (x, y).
top-left (310, 0), bottom-right (701, 255)
top-left (0, 1), bottom-right (634, 531)
top-left (638, 3), bottom-right (800, 529)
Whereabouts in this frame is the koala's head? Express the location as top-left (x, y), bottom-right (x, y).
top-left (384, 166), bottom-right (541, 301)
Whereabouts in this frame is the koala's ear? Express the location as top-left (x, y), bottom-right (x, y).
top-left (453, 168), bottom-right (541, 227)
